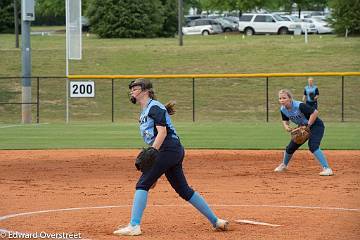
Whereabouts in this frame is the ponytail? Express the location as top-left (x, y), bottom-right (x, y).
top-left (165, 100), bottom-right (176, 115)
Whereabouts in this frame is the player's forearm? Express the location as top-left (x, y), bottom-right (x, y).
top-left (152, 126), bottom-right (166, 150)
top-left (282, 121), bottom-right (292, 132)
top-left (302, 95), bottom-right (306, 102)
top-left (308, 110), bottom-right (318, 126)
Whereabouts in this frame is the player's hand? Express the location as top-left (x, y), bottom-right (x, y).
top-left (285, 126), bottom-right (293, 132)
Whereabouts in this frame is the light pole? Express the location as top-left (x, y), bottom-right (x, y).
top-left (21, 0), bottom-right (35, 123)
top-left (14, 0), bottom-right (19, 48)
top-left (178, 0), bottom-right (183, 46)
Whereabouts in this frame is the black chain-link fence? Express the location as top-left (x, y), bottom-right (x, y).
top-left (0, 75), bottom-right (359, 123)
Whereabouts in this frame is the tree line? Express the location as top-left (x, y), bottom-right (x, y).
top-left (0, 0), bottom-right (359, 36)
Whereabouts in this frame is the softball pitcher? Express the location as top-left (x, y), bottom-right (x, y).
top-left (274, 89), bottom-right (334, 176)
top-left (113, 79), bottom-right (229, 236)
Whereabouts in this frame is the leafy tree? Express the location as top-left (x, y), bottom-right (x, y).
top-left (329, 0), bottom-right (360, 35)
top-left (262, 0), bottom-right (293, 12)
top-left (188, 0), bottom-right (330, 16)
top-left (36, 0), bottom-right (64, 17)
top-left (0, 0), bottom-right (20, 33)
top-left (87, 0), bottom-right (165, 38)
top-left (35, 0), bottom-right (91, 17)
top-left (185, 0), bottom-right (203, 14)
top-left (236, 0), bottom-right (268, 12)
top-left (291, 0), bottom-right (328, 17)
top-left (192, 0), bottom-right (270, 16)
top-left (160, 0), bottom-right (178, 37)
top-left (32, 0), bottom-right (91, 25)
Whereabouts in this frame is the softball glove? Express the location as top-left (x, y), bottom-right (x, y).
top-left (291, 126), bottom-right (311, 144)
top-left (135, 147), bottom-right (159, 172)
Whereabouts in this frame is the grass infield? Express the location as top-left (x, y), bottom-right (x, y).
top-left (0, 122), bottom-right (358, 150)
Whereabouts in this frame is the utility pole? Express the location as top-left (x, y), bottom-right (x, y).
top-left (178, 0), bottom-right (183, 46)
top-left (21, 0), bottom-right (35, 123)
top-left (14, 0), bottom-right (19, 48)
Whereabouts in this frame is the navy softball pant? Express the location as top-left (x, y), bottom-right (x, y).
top-left (136, 144), bottom-right (195, 201)
top-left (286, 120), bottom-right (325, 154)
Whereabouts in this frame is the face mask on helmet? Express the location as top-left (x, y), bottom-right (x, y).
top-left (128, 79), bottom-right (153, 104)
top-left (128, 81), bottom-right (144, 104)
top-left (130, 96), bottom-right (137, 104)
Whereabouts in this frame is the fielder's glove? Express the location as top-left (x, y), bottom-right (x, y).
top-left (135, 147), bottom-right (159, 172)
top-left (291, 126), bottom-right (311, 144)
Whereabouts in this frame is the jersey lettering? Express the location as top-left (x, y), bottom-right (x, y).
top-left (281, 100), bottom-right (309, 125)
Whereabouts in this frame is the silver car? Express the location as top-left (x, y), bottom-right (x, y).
top-left (182, 19), bottom-right (223, 35)
top-left (281, 15), bottom-right (317, 34)
top-left (302, 18), bottom-right (334, 34)
top-left (215, 18), bottom-right (238, 32)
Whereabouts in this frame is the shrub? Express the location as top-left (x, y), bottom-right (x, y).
top-left (87, 0), bottom-right (170, 38)
top-left (330, 0), bottom-right (360, 36)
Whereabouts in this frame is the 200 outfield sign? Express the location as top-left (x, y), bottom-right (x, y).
top-left (70, 81), bottom-right (95, 97)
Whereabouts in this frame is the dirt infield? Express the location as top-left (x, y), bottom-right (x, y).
top-left (0, 150), bottom-right (359, 240)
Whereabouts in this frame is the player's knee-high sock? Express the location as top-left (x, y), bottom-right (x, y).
top-left (283, 152), bottom-right (293, 166)
top-left (130, 190), bottom-right (148, 226)
top-left (188, 192), bottom-right (217, 226)
top-left (313, 149), bottom-right (329, 168)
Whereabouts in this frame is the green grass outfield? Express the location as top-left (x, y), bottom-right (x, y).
top-left (1, 32), bottom-right (359, 76)
top-left (0, 122), bottom-right (358, 150)
top-left (1, 33), bottom-right (360, 123)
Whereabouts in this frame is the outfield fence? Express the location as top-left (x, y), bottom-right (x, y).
top-left (0, 72), bottom-right (359, 123)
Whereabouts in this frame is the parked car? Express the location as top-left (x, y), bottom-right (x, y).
top-left (223, 16), bottom-right (239, 25)
top-left (310, 15), bottom-right (327, 21)
top-left (215, 18), bottom-right (238, 32)
top-left (238, 13), bottom-right (300, 35)
top-left (182, 19), bottom-right (223, 35)
top-left (185, 15), bottom-right (203, 24)
top-left (280, 15), bottom-right (317, 34)
top-left (302, 18), bottom-right (334, 34)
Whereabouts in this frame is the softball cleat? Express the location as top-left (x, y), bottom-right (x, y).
top-left (214, 218), bottom-right (229, 231)
top-left (274, 163), bottom-right (287, 172)
top-left (319, 167), bottom-right (334, 176)
top-left (113, 224), bottom-right (142, 236)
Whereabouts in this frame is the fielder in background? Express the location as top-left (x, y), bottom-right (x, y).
top-left (274, 89), bottom-right (334, 176)
top-left (302, 77), bottom-right (319, 109)
top-left (113, 78), bottom-right (229, 236)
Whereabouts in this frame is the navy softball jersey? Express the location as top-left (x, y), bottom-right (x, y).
top-left (304, 85), bottom-right (319, 102)
top-left (136, 99), bottom-right (194, 200)
top-left (280, 100), bottom-right (321, 126)
top-left (280, 100), bottom-right (324, 153)
top-left (139, 99), bottom-right (179, 148)
top-left (304, 85), bottom-right (319, 109)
